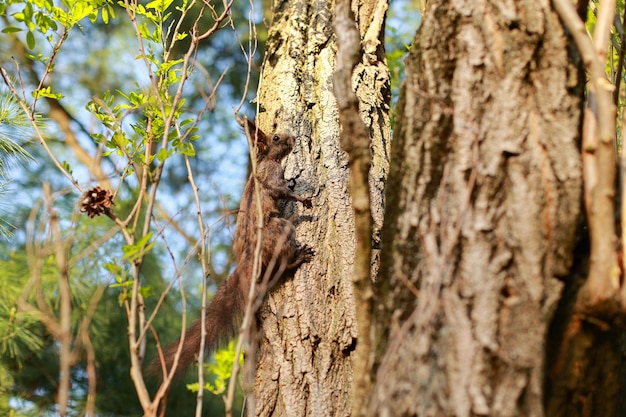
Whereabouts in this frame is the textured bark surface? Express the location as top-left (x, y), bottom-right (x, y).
top-left (372, 1), bottom-right (583, 416)
top-left (252, 1), bottom-right (390, 416)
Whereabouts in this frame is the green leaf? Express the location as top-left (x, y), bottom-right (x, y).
top-left (146, 0), bottom-right (174, 13)
top-left (139, 286), bottom-right (152, 298)
top-left (35, 86), bottom-right (64, 100)
top-left (186, 382), bottom-right (200, 393)
top-left (26, 31), bottom-right (35, 49)
top-left (61, 160), bottom-right (73, 175)
top-left (156, 147), bottom-right (169, 162)
top-left (107, 4), bottom-right (117, 20)
top-left (181, 142), bottom-right (195, 157)
top-left (167, 69), bottom-right (178, 84)
top-left (24, 2), bottom-right (33, 20)
top-left (110, 281), bottom-right (132, 289)
top-left (1, 27), bottom-right (22, 33)
top-left (122, 233), bottom-right (155, 262)
top-left (69, 2), bottom-right (95, 23)
top-left (117, 290), bottom-right (129, 305)
top-left (103, 263), bottom-right (122, 279)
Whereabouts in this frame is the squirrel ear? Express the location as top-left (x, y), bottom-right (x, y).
top-left (246, 119), bottom-right (269, 152)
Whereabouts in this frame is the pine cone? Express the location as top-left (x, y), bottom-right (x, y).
top-left (79, 186), bottom-right (114, 218)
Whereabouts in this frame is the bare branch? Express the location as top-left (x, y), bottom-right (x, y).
top-left (42, 183), bottom-right (72, 417)
top-left (333, 0), bottom-right (379, 415)
top-left (552, 0), bottom-right (621, 311)
top-left (181, 151), bottom-right (212, 417)
top-left (225, 116), bottom-right (264, 417)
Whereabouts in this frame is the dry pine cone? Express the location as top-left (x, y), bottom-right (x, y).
top-left (80, 186), bottom-right (114, 218)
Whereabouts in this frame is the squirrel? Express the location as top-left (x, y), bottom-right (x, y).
top-left (147, 119), bottom-right (314, 378)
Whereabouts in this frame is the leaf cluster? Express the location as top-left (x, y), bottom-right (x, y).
top-left (0, 0), bottom-right (263, 414)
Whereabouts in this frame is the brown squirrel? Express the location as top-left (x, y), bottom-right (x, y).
top-left (148, 119), bottom-right (314, 377)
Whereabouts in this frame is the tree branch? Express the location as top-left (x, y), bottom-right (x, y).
top-left (552, 0), bottom-right (622, 312)
top-left (333, 1), bottom-right (378, 415)
top-left (46, 98), bottom-right (113, 190)
top-left (43, 183), bottom-right (72, 417)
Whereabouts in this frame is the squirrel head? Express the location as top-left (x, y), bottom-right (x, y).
top-left (245, 119), bottom-right (296, 162)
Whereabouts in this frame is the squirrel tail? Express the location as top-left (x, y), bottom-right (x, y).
top-left (146, 268), bottom-right (246, 378)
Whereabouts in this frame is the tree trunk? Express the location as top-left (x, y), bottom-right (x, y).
top-left (252, 1), bottom-right (390, 416)
top-left (372, 1), bottom-right (584, 416)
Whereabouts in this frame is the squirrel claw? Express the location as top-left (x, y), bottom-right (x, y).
top-left (300, 245), bottom-right (315, 262)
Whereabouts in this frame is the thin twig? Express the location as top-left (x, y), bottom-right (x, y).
top-left (183, 151), bottom-right (212, 417)
top-left (225, 2), bottom-right (260, 411)
top-left (225, 116), bottom-right (264, 417)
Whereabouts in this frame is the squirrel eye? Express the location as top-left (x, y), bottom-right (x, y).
top-left (272, 135), bottom-right (280, 142)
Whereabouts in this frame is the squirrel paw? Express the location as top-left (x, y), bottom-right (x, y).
top-left (299, 244), bottom-right (315, 263)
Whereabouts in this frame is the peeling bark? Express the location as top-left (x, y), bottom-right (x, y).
top-left (373, 1), bottom-right (583, 416)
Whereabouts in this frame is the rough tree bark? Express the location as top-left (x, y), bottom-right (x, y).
top-left (251, 1), bottom-right (390, 416)
top-left (372, 1), bottom-right (584, 416)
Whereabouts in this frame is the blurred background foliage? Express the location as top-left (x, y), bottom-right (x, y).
top-left (0, 0), bottom-right (418, 415)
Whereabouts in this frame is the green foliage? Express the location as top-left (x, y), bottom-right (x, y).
top-left (0, 0), bottom-right (259, 414)
top-left (0, 204), bottom-right (200, 416)
top-left (122, 232), bottom-right (155, 262)
top-left (5, 0), bottom-right (114, 48)
top-left (0, 93), bottom-right (34, 178)
top-left (0, 239), bottom-right (97, 415)
top-left (186, 340), bottom-right (243, 395)
top-left (0, 91), bottom-right (34, 239)
top-left (0, 254), bottom-right (44, 365)
top-left (385, 1), bottom-right (421, 127)
top-left (586, 0), bottom-right (626, 148)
